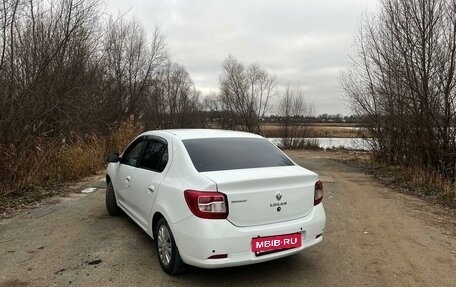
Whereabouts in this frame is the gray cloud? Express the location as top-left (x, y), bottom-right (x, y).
top-left (106, 0), bottom-right (378, 115)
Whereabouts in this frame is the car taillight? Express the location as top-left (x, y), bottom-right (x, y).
top-left (314, 180), bottom-right (323, 205)
top-left (184, 190), bottom-right (228, 219)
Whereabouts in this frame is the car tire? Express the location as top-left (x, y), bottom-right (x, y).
top-left (155, 218), bottom-right (184, 275)
top-left (106, 181), bottom-right (121, 216)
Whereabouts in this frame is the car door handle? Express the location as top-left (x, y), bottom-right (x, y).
top-left (125, 176), bottom-right (131, 183)
top-left (147, 185), bottom-right (155, 193)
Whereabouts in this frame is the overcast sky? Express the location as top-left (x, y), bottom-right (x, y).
top-left (105, 0), bottom-right (378, 115)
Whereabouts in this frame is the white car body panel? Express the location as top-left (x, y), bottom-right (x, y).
top-left (202, 166), bottom-right (317, 227)
top-left (174, 204), bottom-right (325, 268)
top-left (106, 129), bottom-right (326, 268)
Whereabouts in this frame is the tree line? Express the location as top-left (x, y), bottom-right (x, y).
top-left (0, 0), bottom-right (313, 195)
top-left (0, 0), bottom-right (204, 143)
top-left (0, 0), bottom-right (209, 194)
top-left (0, 0), bottom-right (312, 141)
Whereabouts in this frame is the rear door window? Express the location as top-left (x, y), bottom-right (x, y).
top-left (183, 138), bottom-right (293, 172)
top-left (138, 140), bottom-right (168, 172)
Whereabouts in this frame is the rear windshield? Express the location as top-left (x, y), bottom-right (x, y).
top-left (183, 137), bottom-right (294, 172)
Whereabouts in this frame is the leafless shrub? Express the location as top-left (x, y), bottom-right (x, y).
top-left (277, 85), bottom-right (315, 149)
top-left (218, 55), bottom-right (276, 133)
top-left (342, 0), bottom-right (456, 195)
top-left (146, 61), bottom-right (203, 129)
top-left (0, 0), bottom-right (202, 198)
top-left (102, 18), bottom-right (167, 124)
top-left (0, 0), bottom-right (107, 195)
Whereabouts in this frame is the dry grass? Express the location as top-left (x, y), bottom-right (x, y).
top-left (0, 120), bottom-right (143, 213)
top-left (352, 156), bottom-right (456, 208)
top-left (261, 123), bottom-right (364, 138)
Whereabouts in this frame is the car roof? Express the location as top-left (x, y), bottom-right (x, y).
top-left (144, 129), bottom-right (263, 140)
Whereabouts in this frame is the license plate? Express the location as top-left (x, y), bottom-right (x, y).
top-left (251, 233), bottom-right (302, 252)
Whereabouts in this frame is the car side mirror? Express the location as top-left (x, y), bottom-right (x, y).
top-left (106, 153), bottom-right (120, 163)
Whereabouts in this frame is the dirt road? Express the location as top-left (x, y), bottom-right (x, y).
top-left (1, 151), bottom-right (456, 286)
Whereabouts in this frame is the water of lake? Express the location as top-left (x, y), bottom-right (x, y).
top-left (268, 137), bottom-right (371, 150)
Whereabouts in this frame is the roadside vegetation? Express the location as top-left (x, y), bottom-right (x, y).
top-left (350, 155), bottom-right (456, 208)
top-left (0, 0), bottom-right (318, 211)
top-left (5, 0), bottom-right (454, 212)
top-left (342, 0), bottom-right (456, 205)
top-left (0, 0), bottom-right (200, 208)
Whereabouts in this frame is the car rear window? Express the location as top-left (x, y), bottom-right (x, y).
top-left (183, 137), bottom-right (294, 172)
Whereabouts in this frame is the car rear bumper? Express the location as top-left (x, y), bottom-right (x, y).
top-left (171, 203), bottom-right (326, 268)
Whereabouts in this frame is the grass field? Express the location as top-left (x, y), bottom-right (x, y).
top-left (261, 123), bottom-right (363, 138)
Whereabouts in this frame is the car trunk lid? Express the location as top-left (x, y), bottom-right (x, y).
top-left (201, 165), bottom-right (317, 227)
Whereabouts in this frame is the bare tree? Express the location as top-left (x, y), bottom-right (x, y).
top-left (146, 61), bottom-right (202, 128)
top-left (103, 18), bottom-right (167, 123)
top-left (277, 85), bottom-right (315, 148)
top-left (203, 93), bottom-right (238, 130)
top-left (342, 0), bottom-right (456, 179)
top-left (0, 0), bottom-right (250, 196)
top-left (219, 55), bottom-right (276, 133)
top-left (0, 0), bottom-right (104, 141)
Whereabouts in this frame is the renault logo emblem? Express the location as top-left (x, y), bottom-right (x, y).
top-left (275, 191), bottom-right (282, 201)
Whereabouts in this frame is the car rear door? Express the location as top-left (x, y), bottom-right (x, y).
top-left (129, 136), bottom-right (170, 229)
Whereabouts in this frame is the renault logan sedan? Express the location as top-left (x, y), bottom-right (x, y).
top-left (105, 129), bottom-right (326, 274)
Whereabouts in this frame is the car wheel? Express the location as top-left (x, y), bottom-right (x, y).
top-left (106, 181), bottom-right (121, 216)
top-left (155, 218), bottom-right (184, 274)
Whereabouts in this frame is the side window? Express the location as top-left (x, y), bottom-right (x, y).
top-left (121, 139), bottom-right (147, 167)
top-left (138, 140), bottom-right (168, 172)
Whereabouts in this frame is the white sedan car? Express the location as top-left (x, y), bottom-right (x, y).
top-left (105, 129), bottom-right (326, 274)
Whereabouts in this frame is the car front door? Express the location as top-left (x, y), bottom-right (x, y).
top-left (129, 136), bottom-right (170, 229)
top-left (115, 137), bottom-right (147, 213)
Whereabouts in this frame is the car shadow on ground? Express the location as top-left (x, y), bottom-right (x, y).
top-left (177, 254), bottom-right (319, 284)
